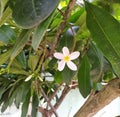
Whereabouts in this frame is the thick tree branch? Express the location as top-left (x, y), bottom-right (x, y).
top-left (74, 78), bottom-right (120, 117)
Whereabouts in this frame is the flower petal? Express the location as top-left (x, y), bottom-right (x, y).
top-left (70, 51), bottom-right (80, 60)
top-left (62, 47), bottom-right (69, 56)
top-left (58, 60), bottom-right (65, 71)
top-left (67, 61), bottom-right (77, 71)
top-left (54, 52), bottom-right (64, 59)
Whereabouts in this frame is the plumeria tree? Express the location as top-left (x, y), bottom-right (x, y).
top-left (0, 0), bottom-right (120, 117)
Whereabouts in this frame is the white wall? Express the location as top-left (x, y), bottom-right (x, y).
top-left (0, 89), bottom-right (120, 117)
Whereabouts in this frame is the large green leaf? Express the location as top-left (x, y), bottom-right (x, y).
top-left (78, 55), bottom-right (91, 98)
top-left (10, 30), bottom-right (32, 62)
top-left (87, 42), bottom-right (104, 82)
top-left (85, 2), bottom-right (120, 77)
top-left (32, 12), bottom-right (55, 50)
top-left (11, 0), bottom-right (59, 29)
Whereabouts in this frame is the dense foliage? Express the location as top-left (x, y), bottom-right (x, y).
top-left (0, 0), bottom-right (120, 116)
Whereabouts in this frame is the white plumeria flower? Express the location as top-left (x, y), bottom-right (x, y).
top-left (54, 47), bottom-right (80, 71)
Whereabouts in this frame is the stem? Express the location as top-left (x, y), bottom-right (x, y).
top-left (35, 46), bottom-right (46, 73)
top-left (68, 24), bottom-right (77, 52)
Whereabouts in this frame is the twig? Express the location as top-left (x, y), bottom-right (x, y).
top-left (52, 81), bottom-right (78, 113)
top-left (40, 87), bottom-right (59, 117)
top-left (49, 83), bottom-right (64, 101)
top-left (38, 81), bottom-right (78, 116)
top-left (68, 24), bottom-right (77, 52)
top-left (50, 0), bottom-right (77, 55)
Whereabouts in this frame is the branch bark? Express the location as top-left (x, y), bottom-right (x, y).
top-left (74, 78), bottom-right (120, 117)
top-left (50, 0), bottom-right (76, 55)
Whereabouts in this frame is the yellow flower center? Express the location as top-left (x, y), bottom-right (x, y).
top-left (64, 56), bottom-right (70, 62)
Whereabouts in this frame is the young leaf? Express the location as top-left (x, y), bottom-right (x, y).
top-left (11, 0), bottom-right (59, 29)
top-left (78, 55), bottom-right (91, 98)
top-left (85, 2), bottom-right (120, 77)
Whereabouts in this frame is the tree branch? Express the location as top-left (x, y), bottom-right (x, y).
top-left (50, 0), bottom-right (76, 55)
top-left (40, 87), bottom-right (59, 117)
top-left (74, 78), bottom-right (120, 117)
top-left (53, 81), bottom-right (78, 110)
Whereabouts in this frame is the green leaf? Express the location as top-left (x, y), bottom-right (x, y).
top-left (28, 54), bottom-right (39, 71)
top-left (9, 67), bottom-right (29, 76)
top-left (0, 25), bottom-right (16, 46)
top-left (9, 58), bottom-right (29, 75)
top-left (54, 71), bottom-right (63, 84)
top-left (87, 42), bottom-right (104, 82)
top-left (0, 49), bottom-right (12, 66)
top-left (62, 66), bottom-right (76, 84)
top-left (21, 90), bottom-right (31, 117)
top-left (0, 89), bottom-right (10, 112)
top-left (8, 78), bottom-right (25, 106)
top-left (15, 81), bottom-right (31, 108)
top-left (31, 92), bottom-right (39, 117)
top-left (69, 7), bottom-right (85, 23)
top-left (1, 99), bottom-right (9, 112)
top-left (12, 0), bottom-right (59, 29)
top-left (16, 51), bottom-right (27, 69)
top-left (0, 7), bottom-right (12, 26)
top-left (0, 78), bottom-right (11, 100)
top-left (10, 30), bottom-right (32, 62)
top-left (0, 0), bottom-right (8, 18)
top-left (78, 55), bottom-right (91, 98)
top-left (58, 26), bottom-right (79, 51)
top-left (85, 2), bottom-right (120, 77)
top-left (32, 12), bottom-right (55, 50)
